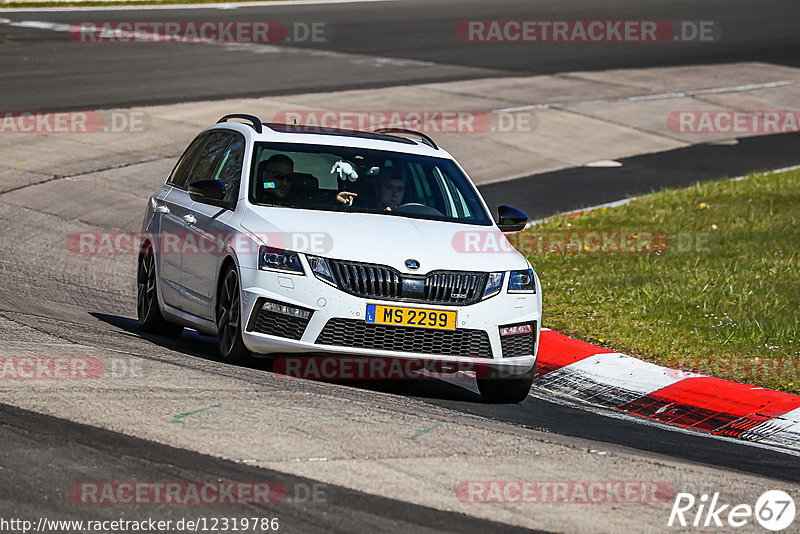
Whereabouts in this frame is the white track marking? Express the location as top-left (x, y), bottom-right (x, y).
top-left (218, 40), bottom-right (436, 67)
top-left (7, 20), bottom-right (70, 31)
top-left (742, 407), bottom-right (800, 451)
top-left (729, 163), bottom-right (800, 181)
top-left (0, 0), bottom-right (395, 12)
top-left (584, 159), bottom-right (622, 167)
top-left (493, 80), bottom-right (799, 114)
top-left (769, 407), bottom-right (800, 425)
top-left (542, 352), bottom-right (701, 395)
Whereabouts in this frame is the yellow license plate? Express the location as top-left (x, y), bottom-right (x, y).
top-left (365, 304), bottom-right (457, 331)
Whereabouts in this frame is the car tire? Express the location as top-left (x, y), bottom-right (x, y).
top-left (476, 368), bottom-right (535, 404)
top-left (216, 265), bottom-right (251, 365)
top-left (137, 244), bottom-right (184, 338)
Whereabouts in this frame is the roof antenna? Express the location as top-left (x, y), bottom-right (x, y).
top-left (294, 118), bottom-right (298, 125)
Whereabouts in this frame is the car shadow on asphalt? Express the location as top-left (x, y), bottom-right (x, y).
top-left (90, 312), bottom-right (483, 404)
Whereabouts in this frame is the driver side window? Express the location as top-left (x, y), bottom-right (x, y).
top-left (212, 133), bottom-right (245, 203)
top-left (186, 131), bottom-right (234, 187)
top-left (167, 134), bottom-right (208, 189)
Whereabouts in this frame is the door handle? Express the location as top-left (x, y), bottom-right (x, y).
top-left (183, 214), bottom-right (197, 225)
top-left (155, 205), bottom-right (170, 214)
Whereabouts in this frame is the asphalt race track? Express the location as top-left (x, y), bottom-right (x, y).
top-left (0, 403), bottom-right (538, 533)
top-left (480, 131), bottom-right (800, 219)
top-left (1, 0), bottom-right (799, 532)
top-left (0, 0), bottom-right (799, 110)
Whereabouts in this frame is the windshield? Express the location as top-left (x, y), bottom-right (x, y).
top-left (248, 142), bottom-right (492, 225)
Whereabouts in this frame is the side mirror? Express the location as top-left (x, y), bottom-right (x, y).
top-left (188, 179), bottom-right (231, 209)
top-left (497, 205), bottom-right (528, 233)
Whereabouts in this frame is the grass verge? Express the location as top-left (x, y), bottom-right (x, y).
top-left (520, 167), bottom-right (800, 393)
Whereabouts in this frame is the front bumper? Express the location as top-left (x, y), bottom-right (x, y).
top-left (238, 265), bottom-right (541, 374)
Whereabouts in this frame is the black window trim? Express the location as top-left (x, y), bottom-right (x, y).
top-left (166, 132), bottom-right (210, 190)
top-left (183, 130), bottom-right (236, 191)
top-left (168, 129), bottom-right (243, 192)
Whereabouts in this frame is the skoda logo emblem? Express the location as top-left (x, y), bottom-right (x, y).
top-left (405, 259), bottom-right (420, 271)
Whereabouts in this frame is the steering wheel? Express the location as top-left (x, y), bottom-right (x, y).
top-left (393, 203), bottom-right (443, 216)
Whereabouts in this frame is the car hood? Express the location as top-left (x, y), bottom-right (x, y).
top-left (240, 206), bottom-right (529, 274)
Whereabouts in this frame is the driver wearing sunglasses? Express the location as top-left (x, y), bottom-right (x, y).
top-left (257, 154), bottom-right (296, 203)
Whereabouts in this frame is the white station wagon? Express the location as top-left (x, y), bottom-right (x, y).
top-left (138, 114), bottom-right (542, 403)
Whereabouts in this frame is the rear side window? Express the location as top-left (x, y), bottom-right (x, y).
top-left (211, 133), bottom-right (245, 202)
top-left (167, 134), bottom-right (208, 188)
top-left (186, 131), bottom-right (234, 186)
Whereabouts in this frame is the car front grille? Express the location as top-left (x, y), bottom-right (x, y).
top-left (328, 259), bottom-right (486, 306)
top-left (330, 260), bottom-right (403, 298)
top-left (316, 318), bottom-right (493, 358)
top-left (247, 301), bottom-right (311, 340)
top-left (423, 272), bottom-right (485, 304)
top-left (499, 322), bottom-right (537, 358)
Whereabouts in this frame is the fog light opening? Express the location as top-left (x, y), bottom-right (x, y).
top-left (499, 324), bottom-right (533, 337)
top-left (262, 301), bottom-right (312, 320)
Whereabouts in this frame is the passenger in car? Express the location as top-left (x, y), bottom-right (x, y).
top-left (374, 168), bottom-right (406, 210)
top-left (335, 168), bottom-right (406, 210)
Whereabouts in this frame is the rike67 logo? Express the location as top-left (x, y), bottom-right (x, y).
top-left (668, 490), bottom-right (796, 531)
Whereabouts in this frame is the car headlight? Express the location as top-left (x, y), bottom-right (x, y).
top-left (482, 272), bottom-right (504, 299)
top-left (307, 255), bottom-right (337, 286)
top-left (508, 269), bottom-right (535, 293)
top-left (258, 246), bottom-right (304, 274)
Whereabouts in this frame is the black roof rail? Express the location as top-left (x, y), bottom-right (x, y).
top-left (373, 127), bottom-right (438, 150)
top-left (264, 123), bottom-right (417, 145)
top-left (213, 118), bottom-right (434, 147)
top-left (217, 114), bottom-right (263, 133)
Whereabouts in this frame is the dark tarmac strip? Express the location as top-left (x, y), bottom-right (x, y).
top-left (333, 377), bottom-right (800, 484)
top-left (479, 132), bottom-right (800, 219)
top-left (433, 393), bottom-right (800, 484)
top-left (1, 0), bottom-right (798, 110)
top-left (0, 402), bottom-right (541, 534)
